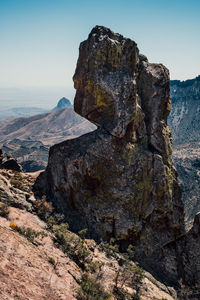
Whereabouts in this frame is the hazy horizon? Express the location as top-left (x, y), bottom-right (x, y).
top-left (1, 74), bottom-right (200, 110)
top-left (0, 0), bottom-right (200, 109)
top-left (0, 86), bottom-right (75, 110)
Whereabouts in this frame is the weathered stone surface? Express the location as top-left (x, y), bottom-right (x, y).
top-left (35, 26), bottom-right (187, 285)
top-left (0, 169), bottom-right (33, 211)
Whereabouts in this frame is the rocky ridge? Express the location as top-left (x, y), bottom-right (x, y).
top-left (0, 107), bottom-right (95, 172)
top-left (169, 76), bottom-right (200, 227)
top-left (0, 107), bottom-right (95, 145)
top-left (34, 26), bottom-right (200, 292)
top-left (0, 106), bottom-right (49, 119)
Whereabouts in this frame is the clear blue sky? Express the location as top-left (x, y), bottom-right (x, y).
top-left (0, 0), bottom-right (199, 106)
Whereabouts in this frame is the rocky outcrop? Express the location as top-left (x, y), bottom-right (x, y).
top-left (35, 26), bottom-right (200, 290)
top-left (0, 148), bottom-right (22, 172)
top-left (35, 26), bottom-right (183, 284)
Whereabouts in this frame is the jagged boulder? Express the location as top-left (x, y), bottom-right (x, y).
top-left (0, 148), bottom-right (22, 172)
top-left (35, 26), bottom-right (186, 285)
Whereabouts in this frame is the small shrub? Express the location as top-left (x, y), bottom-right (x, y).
top-left (53, 222), bottom-right (69, 237)
top-left (10, 222), bottom-right (47, 244)
top-left (0, 203), bottom-right (9, 219)
top-left (53, 223), bottom-right (91, 269)
top-left (45, 215), bottom-right (57, 229)
top-left (12, 171), bottom-right (23, 181)
top-left (113, 286), bottom-right (128, 300)
top-left (120, 245), bottom-right (136, 263)
top-left (131, 264), bottom-right (144, 293)
top-left (85, 260), bottom-right (101, 273)
top-left (132, 294), bottom-right (141, 300)
top-left (99, 241), bottom-right (119, 258)
top-left (48, 257), bottom-right (56, 265)
top-left (33, 196), bottom-right (53, 220)
top-left (77, 273), bottom-right (111, 300)
top-left (114, 262), bottom-right (144, 300)
top-left (126, 244), bottom-right (135, 260)
top-left (78, 228), bottom-right (88, 239)
top-left (10, 171), bottom-right (27, 192)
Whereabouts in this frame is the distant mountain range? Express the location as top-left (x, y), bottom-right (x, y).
top-left (0, 98), bottom-right (95, 172)
top-left (169, 75), bottom-right (200, 227)
top-left (169, 75), bottom-right (200, 145)
top-left (0, 106), bottom-right (49, 119)
top-left (0, 107), bottom-right (95, 145)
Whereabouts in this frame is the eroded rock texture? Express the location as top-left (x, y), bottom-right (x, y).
top-left (35, 26), bottom-right (199, 288)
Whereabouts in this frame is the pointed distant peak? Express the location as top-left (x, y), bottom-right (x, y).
top-left (53, 97), bottom-right (72, 110)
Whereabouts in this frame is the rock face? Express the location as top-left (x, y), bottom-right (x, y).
top-left (180, 213), bottom-right (200, 286)
top-left (172, 143), bottom-right (200, 228)
top-left (35, 26), bottom-right (200, 288)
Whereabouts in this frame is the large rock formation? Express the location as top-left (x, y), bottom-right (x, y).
top-left (35, 26), bottom-right (199, 289)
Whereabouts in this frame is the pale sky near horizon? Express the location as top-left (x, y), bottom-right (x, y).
top-left (0, 0), bottom-right (200, 107)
